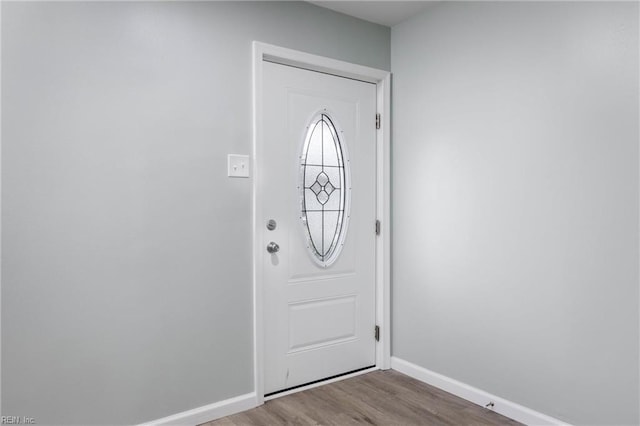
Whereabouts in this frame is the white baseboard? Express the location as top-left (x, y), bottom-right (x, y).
top-left (391, 357), bottom-right (570, 426)
top-left (138, 392), bottom-right (258, 426)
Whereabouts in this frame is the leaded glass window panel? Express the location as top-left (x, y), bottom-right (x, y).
top-left (299, 112), bottom-right (350, 268)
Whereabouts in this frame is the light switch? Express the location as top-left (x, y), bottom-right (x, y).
top-left (227, 154), bottom-right (250, 178)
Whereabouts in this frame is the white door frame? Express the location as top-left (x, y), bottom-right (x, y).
top-left (252, 41), bottom-right (390, 405)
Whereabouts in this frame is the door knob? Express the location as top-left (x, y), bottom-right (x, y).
top-left (267, 242), bottom-right (280, 253)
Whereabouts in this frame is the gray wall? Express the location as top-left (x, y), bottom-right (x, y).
top-left (1, 2), bottom-right (389, 424)
top-left (391, 2), bottom-right (639, 425)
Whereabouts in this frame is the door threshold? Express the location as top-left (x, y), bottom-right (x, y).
top-left (264, 365), bottom-right (377, 401)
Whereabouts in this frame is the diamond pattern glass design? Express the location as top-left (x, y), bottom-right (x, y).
top-left (299, 112), bottom-right (350, 267)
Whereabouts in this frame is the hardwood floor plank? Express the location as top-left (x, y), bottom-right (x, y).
top-left (331, 375), bottom-right (458, 425)
top-left (356, 371), bottom-right (503, 425)
top-left (208, 418), bottom-right (235, 426)
top-left (202, 370), bottom-right (522, 425)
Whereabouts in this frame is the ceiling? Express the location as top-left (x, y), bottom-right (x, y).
top-left (309, 1), bottom-right (438, 27)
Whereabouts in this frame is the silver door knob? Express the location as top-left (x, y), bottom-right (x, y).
top-left (266, 242), bottom-right (280, 253)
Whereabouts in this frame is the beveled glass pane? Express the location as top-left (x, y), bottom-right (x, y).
top-left (305, 121), bottom-right (324, 165)
top-left (305, 212), bottom-right (324, 256)
top-left (321, 122), bottom-right (339, 167)
top-left (304, 188), bottom-right (322, 211)
top-left (322, 211), bottom-right (340, 256)
top-left (324, 167), bottom-right (342, 189)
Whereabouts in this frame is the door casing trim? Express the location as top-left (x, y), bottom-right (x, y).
top-left (252, 41), bottom-right (391, 405)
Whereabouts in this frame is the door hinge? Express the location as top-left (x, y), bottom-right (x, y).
top-left (375, 113), bottom-right (381, 130)
top-left (374, 325), bottom-right (380, 342)
top-left (375, 219), bottom-right (381, 236)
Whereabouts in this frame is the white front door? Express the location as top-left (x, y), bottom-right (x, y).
top-left (261, 61), bottom-right (377, 395)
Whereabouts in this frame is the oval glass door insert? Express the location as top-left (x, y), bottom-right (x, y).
top-left (299, 112), bottom-right (351, 268)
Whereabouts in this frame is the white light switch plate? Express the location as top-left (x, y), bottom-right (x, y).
top-left (227, 154), bottom-right (250, 178)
